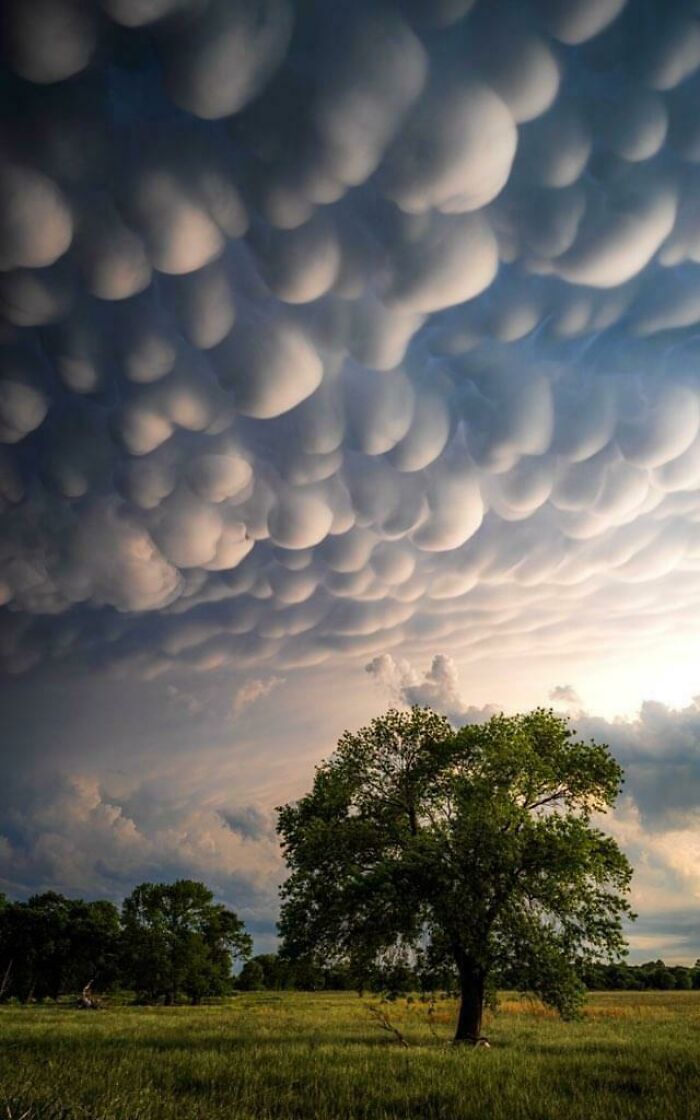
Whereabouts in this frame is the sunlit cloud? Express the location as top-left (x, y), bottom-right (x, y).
top-left (366, 652), bottom-right (498, 725)
top-left (233, 675), bottom-right (286, 715)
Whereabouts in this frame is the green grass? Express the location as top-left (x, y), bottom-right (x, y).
top-left (1, 991), bottom-right (700, 1120)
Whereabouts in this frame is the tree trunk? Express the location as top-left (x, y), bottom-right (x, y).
top-left (453, 952), bottom-right (485, 1045)
top-left (0, 959), bottom-right (12, 1001)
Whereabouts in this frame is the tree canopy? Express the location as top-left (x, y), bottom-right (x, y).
top-left (277, 706), bottom-right (634, 1043)
top-left (121, 880), bottom-right (252, 1004)
top-left (0, 881), bottom-right (251, 1005)
top-left (0, 893), bottom-right (121, 1002)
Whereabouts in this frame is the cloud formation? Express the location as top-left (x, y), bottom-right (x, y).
top-left (549, 683), bottom-right (582, 708)
top-left (366, 652), bottom-right (497, 725)
top-left (232, 674), bottom-right (285, 715)
top-left (0, 771), bottom-right (280, 927)
top-left (2, 1), bottom-right (700, 681)
top-left (579, 698), bottom-right (700, 829)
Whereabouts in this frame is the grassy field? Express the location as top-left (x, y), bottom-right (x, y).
top-left (1, 991), bottom-right (699, 1120)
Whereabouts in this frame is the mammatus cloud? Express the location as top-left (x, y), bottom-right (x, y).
top-left (232, 675), bottom-right (285, 715)
top-left (4, 1), bottom-right (700, 678)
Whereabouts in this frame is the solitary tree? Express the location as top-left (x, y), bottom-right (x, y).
top-left (277, 707), bottom-right (634, 1044)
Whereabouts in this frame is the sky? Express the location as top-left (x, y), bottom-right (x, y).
top-left (2, 0), bottom-right (700, 962)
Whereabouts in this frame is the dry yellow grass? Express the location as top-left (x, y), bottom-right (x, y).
top-left (396, 989), bottom-right (700, 1025)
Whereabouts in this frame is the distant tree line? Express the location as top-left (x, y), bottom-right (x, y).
top-left (237, 953), bottom-right (700, 995)
top-left (1, 884), bottom-right (699, 1003)
top-left (0, 881), bottom-right (251, 1004)
top-left (581, 960), bottom-right (700, 992)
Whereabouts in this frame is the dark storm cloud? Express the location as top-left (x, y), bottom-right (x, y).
top-left (625, 910), bottom-right (700, 961)
top-left (578, 700), bottom-right (700, 827)
top-left (4, 0), bottom-right (700, 682)
top-left (220, 803), bottom-right (274, 841)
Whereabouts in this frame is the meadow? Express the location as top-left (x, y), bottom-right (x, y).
top-left (1, 991), bottom-right (699, 1120)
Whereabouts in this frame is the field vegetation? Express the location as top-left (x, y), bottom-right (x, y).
top-left (2, 990), bottom-right (700, 1120)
